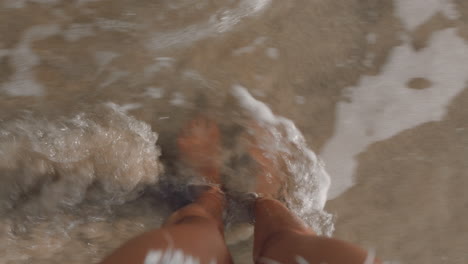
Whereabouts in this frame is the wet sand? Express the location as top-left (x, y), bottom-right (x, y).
top-left (0, 0), bottom-right (467, 263)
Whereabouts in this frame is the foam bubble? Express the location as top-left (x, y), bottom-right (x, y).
top-left (145, 87), bottom-right (164, 99)
top-left (99, 70), bottom-right (129, 87)
top-left (96, 18), bottom-right (138, 32)
top-left (322, 28), bottom-right (468, 199)
top-left (394, 0), bottom-right (460, 31)
top-left (170, 92), bottom-right (186, 106)
top-left (147, 0), bottom-right (272, 51)
top-left (4, 0), bottom-right (59, 8)
top-left (94, 51), bottom-right (119, 73)
top-left (0, 103), bottom-right (163, 211)
top-left (295, 96), bottom-right (305, 105)
top-left (232, 85), bottom-right (333, 235)
top-left (265, 48), bottom-right (279, 59)
top-left (63, 24), bottom-right (95, 42)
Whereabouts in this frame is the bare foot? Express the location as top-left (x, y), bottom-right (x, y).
top-left (242, 123), bottom-right (284, 199)
top-left (177, 116), bottom-right (222, 185)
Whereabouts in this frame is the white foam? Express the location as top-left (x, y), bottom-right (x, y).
top-left (4, 0), bottom-right (59, 8)
top-left (3, 0), bottom-right (25, 8)
top-left (182, 70), bottom-right (215, 89)
top-left (144, 87), bottom-right (164, 99)
top-left (30, 0), bottom-right (58, 3)
top-left (232, 37), bottom-right (267, 56)
top-left (76, 0), bottom-right (101, 6)
top-left (94, 51), bottom-right (119, 73)
top-left (232, 84), bottom-right (277, 123)
top-left (63, 24), bottom-right (95, 42)
top-left (147, 0), bottom-right (271, 51)
top-left (215, 1), bottom-right (271, 33)
top-left (1, 24), bottom-right (60, 96)
top-left (364, 249), bottom-right (377, 264)
top-left (107, 102), bottom-right (142, 113)
top-left (295, 96), bottom-right (305, 105)
top-left (265, 47), bottom-right (279, 59)
top-left (232, 45), bottom-right (256, 56)
top-left (144, 57), bottom-right (175, 78)
top-left (0, 103), bottom-right (162, 209)
top-left (99, 70), bottom-right (129, 87)
top-left (394, 0), bottom-right (460, 31)
top-left (96, 18), bottom-right (138, 32)
top-left (170, 92), bottom-right (186, 106)
top-left (321, 28), bottom-right (468, 199)
top-left (232, 85), bottom-right (333, 235)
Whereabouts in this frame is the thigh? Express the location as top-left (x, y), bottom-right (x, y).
top-left (257, 231), bottom-right (377, 264)
top-left (100, 220), bottom-right (232, 264)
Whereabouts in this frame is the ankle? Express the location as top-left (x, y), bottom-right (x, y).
top-left (254, 197), bottom-right (311, 234)
top-left (194, 186), bottom-right (226, 218)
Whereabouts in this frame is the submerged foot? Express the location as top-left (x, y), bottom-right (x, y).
top-left (242, 122), bottom-right (285, 199)
top-left (177, 116), bottom-right (222, 185)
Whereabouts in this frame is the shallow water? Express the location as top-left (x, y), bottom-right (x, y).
top-left (1, 0), bottom-right (468, 263)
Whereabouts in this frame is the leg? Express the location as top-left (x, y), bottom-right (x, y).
top-left (100, 116), bottom-right (232, 264)
top-left (242, 124), bottom-right (380, 264)
top-left (100, 186), bottom-right (232, 264)
top-left (253, 197), bottom-right (378, 264)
